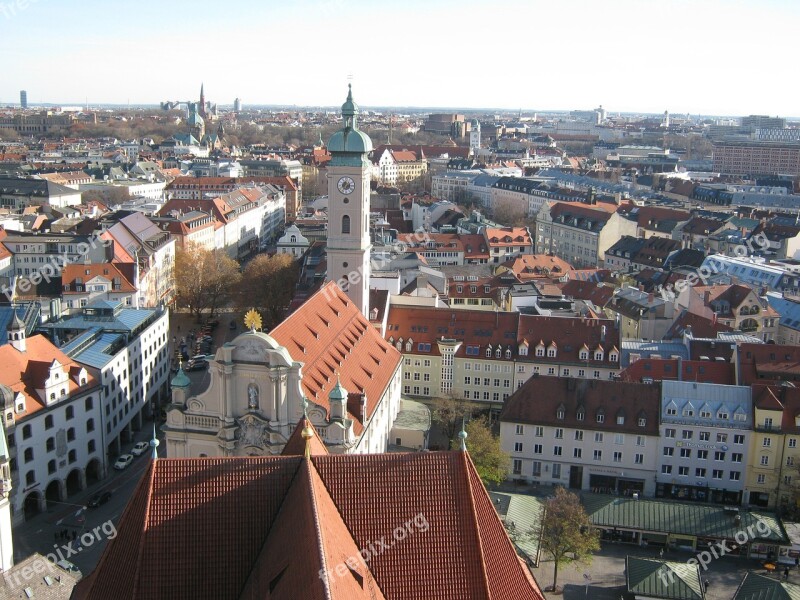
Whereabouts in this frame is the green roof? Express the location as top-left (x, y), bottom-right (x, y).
top-left (626, 556), bottom-right (705, 600)
top-left (327, 84), bottom-right (372, 162)
top-left (733, 572), bottom-right (800, 600)
top-left (490, 492), bottom-right (545, 565)
top-left (170, 367), bottom-right (191, 388)
top-left (583, 495), bottom-right (788, 544)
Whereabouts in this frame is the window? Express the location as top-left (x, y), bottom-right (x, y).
top-left (662, 465), bottom-right (672, 474)
top-left (514, 442), bottom-right (523, 453)
top-left (757, 474), bottom-right (766, 484)
top-left (683, 406), bottom-right (694, 417)
top-left (613, 451), bottom-right (622, 463)
top-left (714, 451), bottom-right (726, 461)
top-left (666, 406), bottom-right (677, 416)
top-left (616, 415), bottom-right (624, 425)
top-left (765, 417), bottom-right (774, 428)
top-left (46, 437), bottom-right (55, 452)
top-left (552, 464), bottom-right (561, 479)
top-left (636, 436), bottom-right (645, 447)
top-left (761, 455), bottom-right (770, 466)
top-left (717, 433), bottom-right (727, 443)
top-left (638, 417), bottom-right (646, 427)
top-left (556, 407), bottom-right (565, 420)
top-left (699, 431), bottom-right (710, 441)
top-left (66, 406), bottom-right (74, 420)
top-left (532, 462), bottom-right (541, 477)
top-left (534, 444), bottom-right (543, 455)
top-left (553, 446), bottom-right (562, 456)
top-left (88, 440), bottom-right (95, 453)
top-left (515, 425), bottom-right (524, 435)
top-left (48, 459), bottom-right (56, 474)
top-left (696, 468), bottom-right (706, 477)
top-left (554, 428), bottom-right (563, 439)
top-left (596, 411), bottom-right (605, 423)
top-left (594, 432), bottom-right (604, 443)
top-left (680, 448), bottom-right (691, 458)
top-left (23, 448), bottom-right (33, 463)
top-left (634, 453), bottom-right (643, 464)
top-left (45, 415), bottom-right (54, 429)
top-left (734, 434), bottom-right (745, 445)
top-left (341, 215), bottom-right (350, 234)
top-left (729, 471), bottom-right (741, 481)
top-left (718, 411), bottom-right (729, 420)
top-left (22, 425), bottom-right (32, 440)
top-left (713, 470), bottom-right (723, 479)
top-left (574, 448), bottom-right (582, 458)
top-left (512, 459), bottom-right (522, 475)
top-left (732, 453), bottom-right (743, 463)
top-left (678, 466), bottom-right (689, 476)
top-left (681, 430), bottom-right (693, 440)
top-left (576, 409), bottom-right (585, 421)
top-left (614, 434), bottom-right (624, 445)
top-left (763, 437), bottom-right (772, 448)
top-left (67, 428), bottom-right (75, 442)
top-left (790, 438), bottom-right (798, 449)
top-left (593, 450), bottom-right (602, 461)
top-left (698, 450), bottom-right (708, 460)
top-left (665, 428), bottom-right (675, 438)
top-left (575, 430), bottom-right (584, 441)
top-left (535, 427), bottom-right (543, 437)
top-left (663, 447), bottom-right (674, 456)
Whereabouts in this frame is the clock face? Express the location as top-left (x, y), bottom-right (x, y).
top-left (337, 176), bottom-right (355, 195)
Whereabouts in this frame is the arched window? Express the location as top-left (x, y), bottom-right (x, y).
top-left (341, 215), bottom-right (351, 234)
top-left (290, 235), bottom-right (297, 242)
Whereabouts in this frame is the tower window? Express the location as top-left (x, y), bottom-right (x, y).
top-left (342, 215), bottom-right (351, 234)
top-left (343, 197), bottom-right (350, 204)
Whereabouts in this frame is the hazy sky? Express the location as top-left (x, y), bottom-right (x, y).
top-left (0, 0), bottom-right (797, 116)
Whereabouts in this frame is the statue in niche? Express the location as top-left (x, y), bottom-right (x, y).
top-left (248, 383), bottom-right (259, 410)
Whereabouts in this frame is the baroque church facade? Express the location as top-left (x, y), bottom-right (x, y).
top-left (164, 87), bottom-right (403, 457)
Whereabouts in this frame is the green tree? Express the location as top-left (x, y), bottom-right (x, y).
top-left (237, 253), bottom-right (299, 328)
top-left (491, 198), bottom-right (528, 227)
top-left (432, 392), bottom-right (473, 448)
top-left (539, 487), bottom-right (600, 592)
top-left (452, 417), bottom-right (509, 486)
top-left (174, 245), bottom-right (241, 319)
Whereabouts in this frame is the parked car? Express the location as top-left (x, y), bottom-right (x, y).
top-left (185, 360), bottom-right (208, 372)
top-left (87, 490), bottom-right (112, 508)
top-left (55, 560), bottom-right (82, 577)
top-left (130, 441), bottom-right (150, 456)
top-left (113, 454), bottom-right (134, 470)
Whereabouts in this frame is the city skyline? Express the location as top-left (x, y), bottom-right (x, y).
top-left (0, 0), bottom-right (798, 116)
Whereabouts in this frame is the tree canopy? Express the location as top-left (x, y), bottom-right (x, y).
top-left (452, 417), bottom-right (509, 486)
top-left (174, 244), bottom-right (241, 319)
top-left (236, 253), bottom-right (298, 329)
top-left (539, 487), bottom-right (600, 591)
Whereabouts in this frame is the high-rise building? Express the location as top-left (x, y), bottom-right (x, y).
top-left (325, 85), bottom-right (372, 317)
top-left (19, 90), bottom-right (27, 109)
top-left (199, 83), bottom-right (206, 118)
top-left (233, 97), bottom-right (242, 113)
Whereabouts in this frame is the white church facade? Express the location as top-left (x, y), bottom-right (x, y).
top-left (164, 87), bottom-right (404, 457)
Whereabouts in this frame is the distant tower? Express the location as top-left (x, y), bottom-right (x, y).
top-left (188, 102), bottom-right (205, 141)
top-left (326, 84), bottom-right (372, 317)
top-left (199, 83), bottom-right (206, 118)
top-left (469, 119), bottom-right (481, 153)
top-left (234, 97), bottom-right (242, 113)
top-left (7, 310), bottom-right (26, 353)
top-left (19, 90), bottom-right (27, 109)
top-left (663, 110), bottom-right (670, 128)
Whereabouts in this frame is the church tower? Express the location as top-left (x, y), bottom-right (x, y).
top-left (469, 119), bottom-right (481, 153)
top-left (326, 85), bottom-right (372, 317)
top-left (199, 83), bottom-right (206, 118)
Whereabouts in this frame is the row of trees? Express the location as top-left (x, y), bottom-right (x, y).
top-left (174, 245), bottom-right (298, 330)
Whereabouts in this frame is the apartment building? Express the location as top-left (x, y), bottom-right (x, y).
top-left (656, 381), bottom-right (752, 505)
top-left (712, 140), bottom-right (800, 176)
top-left (499, 377), bottom-right (661, 495)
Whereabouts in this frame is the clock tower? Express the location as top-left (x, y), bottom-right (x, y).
top-left (326, 85), bottom-right (373, 317)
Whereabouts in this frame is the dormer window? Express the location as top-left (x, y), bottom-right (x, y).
top-left (535, 345), bottom-right (545, 357)
top-left (616, 410), bottom-right (625, 425)
top-left (519, 346), bottom-right (528, 356)
top-left (718, 411), bottom-right (729, 420)
top-left (547, 344), bottom-right (557, 358)
top-left (579, 348), bottom-right (589, 361)
top-left (638, 417), bottom-right (646, 427)
top-left (577, 408), bottom-right (585, 421)
top-left (596, 409), bottom-right (605, 423)
top-left (594, 351), bottom-right (604, 361)
top-left (557, 405), bottom-right (565, 419)
top-left (486, 347), bottom-right (492, 358)
top-left (666, 403), bottom-right (677, 416)
top-left (683, 404), bottom-right (694, 417)
top-left (609, 352), bottom-right (618, 362)
top-left (505, 349), bottom-right (512, 359)
top-left (495, 348), bottom-right (502, 359)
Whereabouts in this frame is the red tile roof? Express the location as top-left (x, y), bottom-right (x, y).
top-left (500, 376), bottom-right (661, 435)
top-left (497, 254), bottom-right (572, 281)
top-left (0, 334), bottom-right (98, 417)
top-left (281, 417), bottom-right (329, 457)
top-left (739, 343), bottom-right (800, 386)
top-left (483, 227), bottom-right (532, 248)
top-left (73, 452), bottom-right (545, 600)
top-left (270, 282), bottom-right (402, 434)
top-left (62, 262), bottom-right (136, 294)
top-left (517, 315), bottom-right (620, 368)
top-left (618, 358), bottom-right (734, 385)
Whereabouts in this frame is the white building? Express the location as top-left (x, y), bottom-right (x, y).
top-left (276, 223), bottom-right (309, 258)
top-left (0, 315), bottom-right (104, 525)
top-left (656, 381), bottom-right (753, 505)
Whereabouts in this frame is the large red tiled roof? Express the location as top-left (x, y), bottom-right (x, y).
top-left (498, 254), bottom-right (572, 280)
top-left (270, 282), bottom-right (402, 434)
top-left (517, 314), bottom-right (620, 368)
top-left (281, 417), bottom-right (329, 456)
top-left (73, 452), bottom-right (545, 600)
top-left (62, 262), bottom-right (136, 294)
top-left (739, 343), bottom-right (800, 386)
top-left (618, 357), bottom-right (734, 385)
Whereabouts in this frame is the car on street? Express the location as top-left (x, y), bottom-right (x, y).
top-left (130, 441), bottom-right (150, 456)
top-left (87, 490), bottom-right (112, 508)
top-left (185, 360), bottom-right (208, 372)
top-left (55, 560), bottom-right (82, 577)
top-left (113, 454), bottom-right (134, 470)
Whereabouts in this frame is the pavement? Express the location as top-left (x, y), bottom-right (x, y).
top-left (12, 426), bottom-right (164, 576)
top-left (529, 540), bottom-right (791, 600)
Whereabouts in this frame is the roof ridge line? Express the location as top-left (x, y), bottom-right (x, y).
top-left (304, 458), bottom-right (335, 600)
top-left (458, 451), bottom-right (493, 600)
top-left (127, 460), bottom-right (159, 598)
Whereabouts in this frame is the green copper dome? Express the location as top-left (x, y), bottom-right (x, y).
top-left (170, 366), bottom-right (191, 388)
top-left (327, 84), bottom-right (373, 156)
top-left (329, 377), bottom-right (348, 402)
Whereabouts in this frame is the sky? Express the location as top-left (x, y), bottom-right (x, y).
top-left (0, 0), bottom-right (798, 117)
